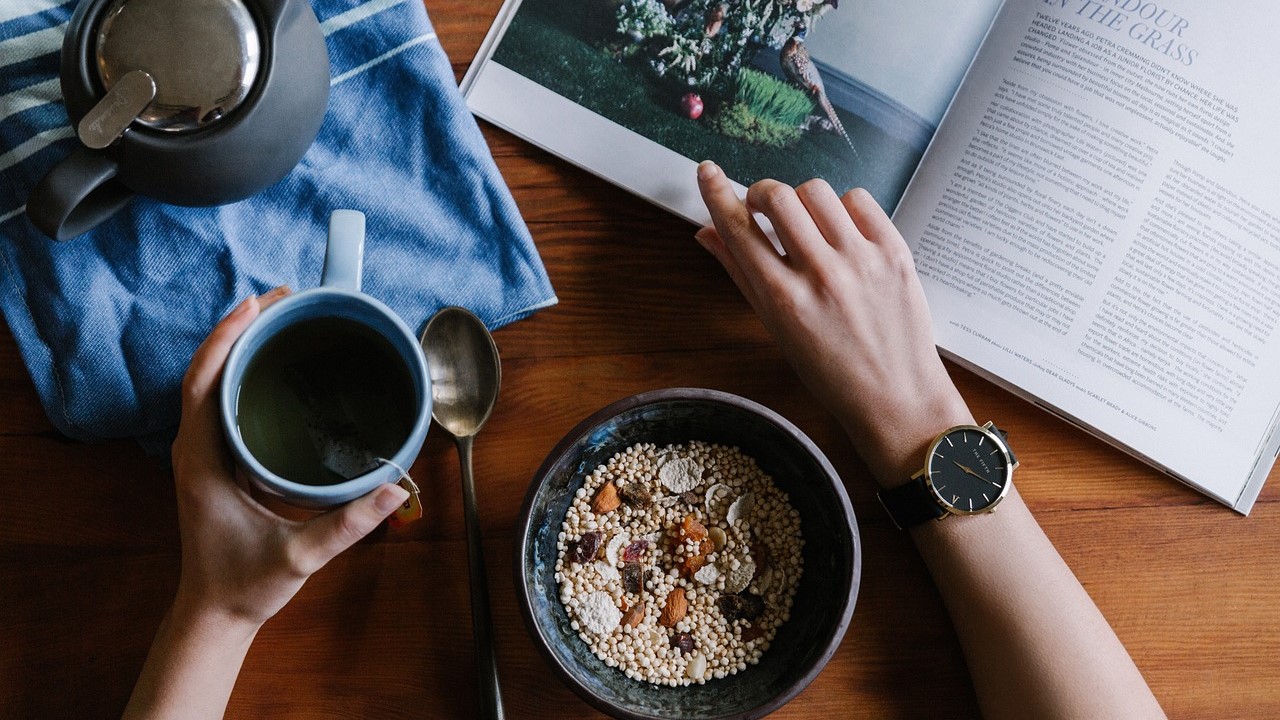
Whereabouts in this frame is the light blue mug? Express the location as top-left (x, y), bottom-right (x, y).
top-left (219, 210), bottom-right (431, 508)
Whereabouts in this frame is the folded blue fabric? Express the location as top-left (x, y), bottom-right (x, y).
top-left (0, 0), bottom-right (556, 451)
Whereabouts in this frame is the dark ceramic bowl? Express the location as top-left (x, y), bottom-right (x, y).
top-left (515, 388), bottom-right (861, 720)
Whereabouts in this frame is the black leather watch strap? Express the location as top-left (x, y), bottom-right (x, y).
top-left (877, 477), bottom-right (947, 530)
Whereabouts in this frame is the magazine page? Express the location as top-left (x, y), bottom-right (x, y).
top-left (464, 0), bottom-right (1002, 223)
top-left (893, 0), bottom-right (1280, 511)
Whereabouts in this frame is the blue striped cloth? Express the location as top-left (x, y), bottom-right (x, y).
top-left (0, 0), bottom-right (556, 450)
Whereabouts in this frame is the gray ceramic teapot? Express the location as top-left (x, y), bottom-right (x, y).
top-left (26, 0), bottom-right (330, 241)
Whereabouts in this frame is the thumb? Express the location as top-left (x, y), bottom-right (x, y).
top-left (292, 483), bottom-right (409, 573)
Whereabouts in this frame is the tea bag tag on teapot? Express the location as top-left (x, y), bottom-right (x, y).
top-left (78, 70), bottom-right (155, 150)
top-left (377, 458), bottom-right (423, 528)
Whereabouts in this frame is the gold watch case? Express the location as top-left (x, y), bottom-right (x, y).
top-left (916, 420), bottom-right (1013, 515)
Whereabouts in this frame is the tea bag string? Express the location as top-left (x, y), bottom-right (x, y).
top-left (375, 457), bottom-right (418, 495)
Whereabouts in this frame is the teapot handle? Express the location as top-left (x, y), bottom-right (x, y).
top-left (26, 146), bottom-right (133, 241)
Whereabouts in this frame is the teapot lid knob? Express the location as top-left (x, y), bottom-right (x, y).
top-left (94, 0), bottom-right (262, 133)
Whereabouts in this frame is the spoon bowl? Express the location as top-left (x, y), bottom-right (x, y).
top-left (423, 307), bottom-right (501, 438)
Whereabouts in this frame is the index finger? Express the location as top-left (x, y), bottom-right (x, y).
top-left (696, 161), bottom-right (786, 281)
top-left (175, 287), bottom-right (290, 467)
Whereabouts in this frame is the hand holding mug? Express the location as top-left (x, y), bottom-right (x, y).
top-left (171, 287), bottom-right (408, 628)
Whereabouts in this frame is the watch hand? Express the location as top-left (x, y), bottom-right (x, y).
top-left (952, 461), bottom-right (1003, 488)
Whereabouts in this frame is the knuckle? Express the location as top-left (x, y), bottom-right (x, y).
top-left (796, 178), bottom-right (833, 200)
top-left (719, 211), bottom-right (753, 243)
top-left (848, 187), bottom-right (875, 205)
top-left (886, 239), bottom-right (916, 270)
top-left (760, 182), bottom-right (795, 209)
top-left (180, 365), bottom-right (208, 406)
top-left (336, 511), bottom-right (370, 546)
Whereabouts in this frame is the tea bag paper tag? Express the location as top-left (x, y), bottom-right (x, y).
top-left (377, 458), bottom-right (422, 528)
top-left (389, 476), bottom-right (423, 528)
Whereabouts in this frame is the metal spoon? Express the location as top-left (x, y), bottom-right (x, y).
top-left (422, 306), bottom-right (505, 720)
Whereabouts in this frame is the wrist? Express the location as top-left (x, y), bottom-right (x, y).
top-left (170, 591), bottom-right (264, 647)
top-left (844, 389), bottom-right (974, 489)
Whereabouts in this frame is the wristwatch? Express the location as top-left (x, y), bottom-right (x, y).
top-left (877, 422), bottom-right (1017, 529)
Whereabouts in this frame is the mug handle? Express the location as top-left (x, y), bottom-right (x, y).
top-left (26, 146), bottom-right (133, 241)
top-left (321, 209), bottom-right (365, 292)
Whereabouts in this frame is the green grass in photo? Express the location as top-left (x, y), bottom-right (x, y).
top-left (734, 69), bottom-right (815, 128)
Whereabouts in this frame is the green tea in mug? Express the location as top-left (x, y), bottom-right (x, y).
top-left (235, 316), bottom-right (418, 485)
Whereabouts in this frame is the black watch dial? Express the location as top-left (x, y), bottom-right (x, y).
top-left (925, 426), bottom-right (1012, 514)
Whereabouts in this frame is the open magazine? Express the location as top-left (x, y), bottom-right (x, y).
top-left (463, 0), bottom-right (1280, 513)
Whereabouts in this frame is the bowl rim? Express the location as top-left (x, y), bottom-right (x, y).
top-left (513, 387), bottom-right (862, 720)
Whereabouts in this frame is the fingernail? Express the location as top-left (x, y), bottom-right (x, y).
top-left (264, 284), bottom-right (291, 299)
top-left (694, 227), bottom-right (714, 247)
top-left (697, 160), bottom-right (719, 181)
top-left (375, 483), bottom-right (410, 514)
top-left (228, 295), bottom-right (255, 320)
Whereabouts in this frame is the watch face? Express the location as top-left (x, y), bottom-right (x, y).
top-left (925, 426), bottom-right (1013, 514)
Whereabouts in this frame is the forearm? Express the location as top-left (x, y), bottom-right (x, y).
top-left (123, 598), bottom-right (261, 720)
top-left (838, 382), bottom-right (1163, 718)
top-left (910, 488), bottom-right (1164, 719)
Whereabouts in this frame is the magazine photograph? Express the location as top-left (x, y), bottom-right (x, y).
top-left (466, 0), bottom-right (1001, 216)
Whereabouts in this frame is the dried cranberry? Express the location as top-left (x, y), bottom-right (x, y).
top-left (621, 539), bottom-right (649, 563)
top-left (671, 631), bottom-right (695, 654)
top-left (569, 530), bottom-right (604, 564)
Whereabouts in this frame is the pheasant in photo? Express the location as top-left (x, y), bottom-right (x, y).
top-left (704, 2), bottom-right (727, 38)
top-left (781, 34), bottom-right (858, 157)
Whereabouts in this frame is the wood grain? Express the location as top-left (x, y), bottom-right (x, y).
top-left (1, 0), bottom-right (1277, 717)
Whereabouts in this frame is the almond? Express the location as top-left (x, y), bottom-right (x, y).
top-left (622, 602), bottom-right (645, 628)
top-left (592, 481), bottom-right (621, 513)
top-left (659, 587), bottom-right (688, 627)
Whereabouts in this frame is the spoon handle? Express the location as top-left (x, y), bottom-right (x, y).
top-left (457, 436), bottom-right (505, 720)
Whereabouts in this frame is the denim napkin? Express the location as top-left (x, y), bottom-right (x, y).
top-left (0, 0), bottom-right (556, 450)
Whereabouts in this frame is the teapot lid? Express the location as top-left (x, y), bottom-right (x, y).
top-left (94, 0), bottom-right (261, 132)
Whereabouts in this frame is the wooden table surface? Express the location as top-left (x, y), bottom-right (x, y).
top-left (4, 2), bottom-right (1279, 717)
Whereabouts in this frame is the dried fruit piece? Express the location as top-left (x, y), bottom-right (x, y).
top-left (680, 537), bottom-right (716, 578)
top-left (579, 591), bottom-right (623, 634)
top-left (751, 539), bottom-right (771, 575)
top-left (621, 539), bottom-right (649, 563)
top-left (740, 623), bottom-right (767, 643)
top-left (568, 530), bottom-right (604, 564)
top-left (680, 490), bottom-right (700, 505)
top-left (659, 587), bottom-right (688, 627)
top-left (678, 515), bottom-right (708, 542)
top-left (623, 562), bottom-right (645, 594)
top-left (718, 592), bottom-right (765, 622)
top-left (618, 484), bottom-right (653, 509)
top-left (659, 456), bottom-right (704, 493)
top-left (671, 631), bottom-right (695, 654)
top-left (592, 481), bottom-right (621, 513)
top-left (621, 602), bottom-right (645, 628)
